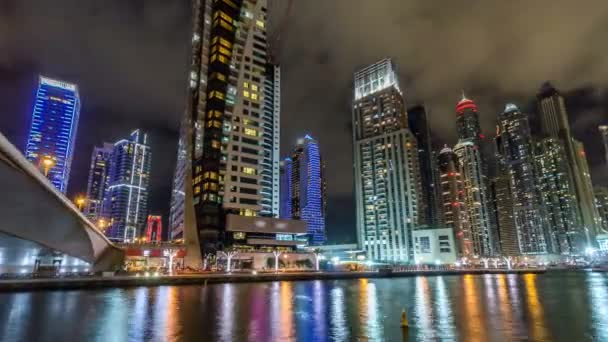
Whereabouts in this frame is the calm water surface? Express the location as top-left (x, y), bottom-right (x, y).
top-left (0, 271), bottom-right (607, 341)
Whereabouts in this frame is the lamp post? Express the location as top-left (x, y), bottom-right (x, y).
top-left (40, 155), bottom-right (56, 177)
top-left (219, 250), bottom-right (238, 273)
top-left (272, 250), bottom-right (282, 273)
top-left (75, 195), bottom-right (86, 211)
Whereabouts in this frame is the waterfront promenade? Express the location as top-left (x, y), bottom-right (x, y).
top-left (0, 268), bottom-right (545, 291)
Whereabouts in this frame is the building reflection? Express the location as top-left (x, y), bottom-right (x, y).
top-left (248, 284), bottom-right (269, 340)
top-left (164, 286), bottom-right (181, 341)
top-left (434, 276), bottom-right (456, 339)
top-left (131, 287), bottom-right (148, 341)
top-left (414, 277), bottom-right (432, 336)
top-left (312, 280), bottom-right (327, 338)
top-left (496, 274), bottom-right (514, 340)
top-left (218, 283), bottom-right (235, 341)
top-left (358, 278), bottom-right (383, 340)
top-left (523, 274), bottom-right (549, 341)
top-left (462, 274), bottom-right (487, 341)
top-left (587, 273), bottom-right (608, 340)
top-left (329, 286), bottom-right (348, 340)
top-left (279, 281), bottom-right (295, 340)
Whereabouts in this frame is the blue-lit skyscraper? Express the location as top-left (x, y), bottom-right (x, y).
top-left (105, 130), bottom-right (151, 242)
top-left (281, 135), bottom-right (326, 245)
top-left (25, 76), bottom-right (80, 193)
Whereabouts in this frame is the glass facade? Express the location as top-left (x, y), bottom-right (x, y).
top-left (437, 146), bottom-right (471, 256)
top-left (105, 130), bottom-right (151, 242)
top-left (353, 59), bottom-right (421, 262)
top-left (84, 143), bottom-right (113, 223)
top-left (25, 76), bottom-right (80, 193)
top-left (281, 136), bottom-right (326, 246)
top-left (496, 104), bottom-right (549, 254)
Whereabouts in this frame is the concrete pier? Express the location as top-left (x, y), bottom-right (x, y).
top-left (0, 268), bottom-right (546, 292)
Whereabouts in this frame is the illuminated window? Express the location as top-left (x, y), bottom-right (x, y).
top-left (220, 20), bottom-right (234, 32)
top-left (233, 232), bottom-right (246, 240)
top-left (243, 82), bottom-right (249, 88)
top-left (204, 172), bottom-right (218, 180)
top-left (211, 140), bottom-right (221, 149)
top-left (211, 72), bottom-right (226, 82)
top-left (251, 84), bottom-right (258, 91)
top-left (218, 55), bottom-right (228, 64)
top-left (219, 37), bottom-right (232, 48)
top-left (250, 93), bottom-right (258, 101)
top-left (218, 46), bottom-right (231, 56)
top-left (203, 182), bottom-right (218, 191)
top-left (243, 90), bottom-right (250, 98)
top-left (256, 20), bottom-right (265, 28)
top-left (207, 110), bottom-right (222, 118)
top-left (241, 209), bottom-right (256, 216)
top-left (214, 10), bottom-right (233, 24)
top-left (209, 91), bottom-right (225, 100)
top-left (194, 186), bottom-right (201, 194)
top-left (242, 167), bottom-right (256, 175)
top-left (244, 128), bottom-right (258, 137)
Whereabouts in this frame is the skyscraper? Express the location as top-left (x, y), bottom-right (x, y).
top-left (105, 130), bottom-right (151, 242)
top-left (279, 157), bottom-right (293, 219)
top-left (456, 93), bottom-right (483, 145)
top-left (537, 83), bottom-right (601, 243)
top-left (169, 121), bottom-right (188, 240)
top-left (408, 105), bottom-right (439, 226)
top-left (84, 143), bottom-right (113, 223)
top-left (535, 137), bottom-right (584, 254)
top-left (453, 140), bottom-right (494, 256)
top-left (490, 172), bottom-right (518, 256)
top-left (24, 76), bottom-right (80, 193)
top-left (600, 125), bottom-right (608, 166)
top-left (437, 146), bottom-right (471, 256)
top-left (495, 103), bottom-right (549, 254)
top-left (178, 0), bottom-right (275, 255)
top-left (260, 63), bottom-right (281, 217)
top-left (280, 135), bottom-right (326, 245)
top-left (353, 58), bottom-right (421, 262)
top-left (595, 186), bottom-right (608, 233)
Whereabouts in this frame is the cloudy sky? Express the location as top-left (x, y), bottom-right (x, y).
top-left (1, 0), bottom-right (607, 242)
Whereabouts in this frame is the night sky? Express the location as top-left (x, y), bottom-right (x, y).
top-left (1, 0), bottom-right (607, 243)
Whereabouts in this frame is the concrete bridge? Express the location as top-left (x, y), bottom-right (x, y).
top-left (0, 132), bottom-right (123, 273)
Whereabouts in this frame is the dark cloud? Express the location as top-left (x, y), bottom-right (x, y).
top-left (1, 0), bottom-right (607, 242)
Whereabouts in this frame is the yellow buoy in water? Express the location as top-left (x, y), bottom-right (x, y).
top-left (401, 309), bottom-right (409, 328)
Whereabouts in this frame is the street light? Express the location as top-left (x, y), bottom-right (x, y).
top-left (74, 195), bottom-right (86, 211)
top-left (40, 155), bottom-right (56, 177)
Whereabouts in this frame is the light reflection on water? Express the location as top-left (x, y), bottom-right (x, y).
top-left (0, 272), bottom-right (606, 341)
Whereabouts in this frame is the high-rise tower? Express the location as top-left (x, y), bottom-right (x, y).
top-left (456, 93), bottom-right (482, 145)
top-left (408, 105), bottom-right (439, 226)
top-left (84, 143), bottom-right (113, 223)
top-left (535, 137), bottom-right (584, 254)
top-left (259, 63), bottom-right (281, 217)
top-left (280, 135), bottom-right (326, 245)
top-left (174, 0), bottom-right (276, 255)
top-left (24, 76), bottom-right (80, 193)
top-left (105, 130), bottom-right (151, 242)
top-left (437, 146), bottom-right (471, 256)
top-left (600, 125), bottom-right (608, 168)
top-left (496, 103), bottom-right (549, 254)
top-left (537, 83), bottom-right (601, 243)
top-left (353, 58), bottom-right (421, 262)
top-left (453, 140), bottom-right (494, 256)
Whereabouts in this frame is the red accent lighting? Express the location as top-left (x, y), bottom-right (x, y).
top-left (456, 99), bottom-right (478, 114)
top-left (145, 215), bottom-right (163, 242)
